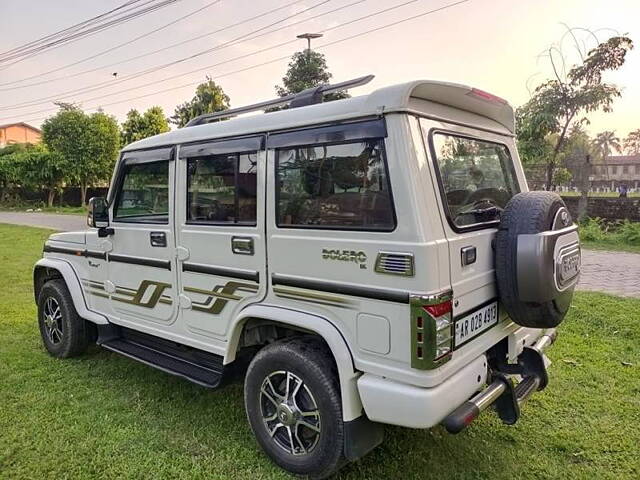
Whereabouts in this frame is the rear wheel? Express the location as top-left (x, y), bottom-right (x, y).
top-left (244, 336), bottom-right (345, 479)
top-left (37, 279), bottom-right (89, 358)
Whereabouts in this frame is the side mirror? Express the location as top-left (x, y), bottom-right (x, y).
top-left (87, 197), bottom-right (109, 228)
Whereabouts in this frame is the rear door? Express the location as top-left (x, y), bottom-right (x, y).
top-left (175, 136), bottom-right (266, 343)
top-left (419, 120), bottom-right (525, 348)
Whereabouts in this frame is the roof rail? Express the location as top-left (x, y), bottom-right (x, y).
top-left (184, 74), bottom-right (374, 128)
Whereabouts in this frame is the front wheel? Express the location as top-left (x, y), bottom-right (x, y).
top-left (37, 279), bottom-right (89, 358)
top-left (244, 336), bottom-right (345, 479)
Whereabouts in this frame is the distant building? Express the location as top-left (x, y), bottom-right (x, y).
top-left (590, 155), bottom-right (640, 191)
top-left (0, 122), bottom-right (42, 147)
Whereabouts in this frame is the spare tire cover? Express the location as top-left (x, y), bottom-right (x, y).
top-left (495, 191), bottom-right (581, 328)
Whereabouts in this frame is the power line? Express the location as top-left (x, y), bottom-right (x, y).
top-left (0, 0), bottom-right (338, 111)
top-left (0, 0), bottom-right (184, 67)
top-left (0, 0), bottom-right (302, 90)
top-left (0, 0), bottom-right (145, 59)
top-left (9, 0), bottom-right (471, 126)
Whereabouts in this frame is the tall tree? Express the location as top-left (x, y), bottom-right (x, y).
top-left (623, 129), bottom-right (640, 154)
top-left (516, 34), bottom-right (633, 189)
top-left (171, 77), bottom-right (230, 127)
top-left (275, 49), bottom-right (348, 101)
top-left (43, 105), bottom-right (120, 205)
top-left (121, 106), bottom-right (170, 145)
top-left (592, 130), bottom-right (621, 167)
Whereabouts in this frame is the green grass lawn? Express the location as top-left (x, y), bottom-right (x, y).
top-left (1, 224), bottom-right (639, 479)
top-left (0, 205), bottom-right (87, 215)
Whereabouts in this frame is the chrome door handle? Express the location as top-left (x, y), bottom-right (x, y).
top-left (231, 236), bottom-right (254, 255)
top-left (150, 231), bottom-right (167, 247)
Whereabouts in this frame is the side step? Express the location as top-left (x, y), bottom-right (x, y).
top-left (97, 325), bottom-right (225, 388)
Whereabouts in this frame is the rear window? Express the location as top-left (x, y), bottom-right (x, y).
top-left (430, 132), bottom-right (519, 229)
top-left (276, 139), bottom-right (395, 231)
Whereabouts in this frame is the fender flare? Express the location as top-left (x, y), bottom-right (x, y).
top-left (34, 258), bottom-right (109, 325)
top-left (226, 304), bottom-right (363, 421)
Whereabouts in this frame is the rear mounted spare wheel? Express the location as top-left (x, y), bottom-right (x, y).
top-left (495, 191), bottom-right (581, 328)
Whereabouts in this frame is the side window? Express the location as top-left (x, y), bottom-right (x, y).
top-left (187, 152), bottom-right (257, 225)
top-left (113, 160), bottom-right (169, 223)
top-left (276, 139), bottom-right (395, 231)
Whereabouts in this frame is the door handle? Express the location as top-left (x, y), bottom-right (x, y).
top-left (231, 236), bottom-right (254, 255)
top-left (150, 231), bottom-right (167, 247)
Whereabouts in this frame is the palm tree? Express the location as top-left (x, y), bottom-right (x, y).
top-left (592, 131), bottom-right (621, 179)
top-left (623, 129), bottom-right (640, 155)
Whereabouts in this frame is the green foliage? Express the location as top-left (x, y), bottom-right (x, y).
top-left (42, 105), bottom-right (120, 204)
top-left (275, 50), bottom-right (348, 101)
top-left (623, 129), bottom-right (640, 155)
top-left (171, 77), bottom-right (230, 128)
top-left (579, 217), bottom-right (640, 250)
top-left (516, 35), bottom-right (633, 188)
top-left (121, 106), bottom-right (170, 146)
top-left (592, 130), bottom-right (621, 160)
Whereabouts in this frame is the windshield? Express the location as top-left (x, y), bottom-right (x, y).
top-left (430, 132), bottom-right (519, 229)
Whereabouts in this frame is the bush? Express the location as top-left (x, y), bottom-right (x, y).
top-left (579, 217), bottom-right (607, 242)
top-left (617, 220), bottom-right (640, 246)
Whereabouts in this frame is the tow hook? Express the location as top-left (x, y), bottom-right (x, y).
top-left (442, 329), bottom-right (556, 434)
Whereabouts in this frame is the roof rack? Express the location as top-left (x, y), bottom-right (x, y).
top-left (184, 74), bottom-right (374, 128)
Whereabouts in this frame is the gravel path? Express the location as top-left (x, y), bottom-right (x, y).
top-left (1, 212), bottom-right (638, 298)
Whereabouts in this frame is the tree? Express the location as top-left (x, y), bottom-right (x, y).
top-left (592, 131), bottom-right (621, 172)
top-left (516, 34), bottom-right (633, 189)
top-left (42, 105), bottom-right (120, 205)
top-left (14, 145), bottom-right (66, 207)
top-left (171, 77), bottom-right (230, 127)
top-left (275, 49), bottom-right (348, 101)
top-left (623, 129), bottom-right (640, 154)
top-left (121, 106), bottom-right (170, 145)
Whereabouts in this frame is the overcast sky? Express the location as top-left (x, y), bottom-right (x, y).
top-left (1, 0), bottom-right (638, 138)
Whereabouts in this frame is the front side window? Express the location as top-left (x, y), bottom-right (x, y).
top-left (114, 160), bottom-right (169, 223)
top-left (430, 133), bottom-right (519, 229)
top-left (276, 139), bottom-right (395, 230)
top-left (187, 152), bottom-right (257, 225)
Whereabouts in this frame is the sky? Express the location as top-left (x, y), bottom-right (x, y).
top-left (1, 0), bottom-right (639, 139)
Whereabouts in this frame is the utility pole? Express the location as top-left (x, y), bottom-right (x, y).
top-left (296, 33), bottom-right (323, 58)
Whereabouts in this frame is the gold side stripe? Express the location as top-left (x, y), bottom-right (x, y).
top-left (273, 287), bottom-right (355, 305)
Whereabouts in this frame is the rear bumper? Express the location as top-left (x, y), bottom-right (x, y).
top-left (357, 329), bottom-right (556, 429)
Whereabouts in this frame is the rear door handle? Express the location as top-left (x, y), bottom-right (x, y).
top-left (232, 236), bottom-right (254, 255)
top-left (150, 231), bottom-right (167, 247)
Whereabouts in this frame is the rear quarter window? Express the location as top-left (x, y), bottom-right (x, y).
top-left (429, 132), bottom-right (519, 230)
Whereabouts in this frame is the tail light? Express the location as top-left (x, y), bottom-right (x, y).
top-left (410, 292), bottom-right (454, 370)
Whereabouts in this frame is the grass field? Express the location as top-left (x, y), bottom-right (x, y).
top-left (1, 224), bottom-right (639, 479)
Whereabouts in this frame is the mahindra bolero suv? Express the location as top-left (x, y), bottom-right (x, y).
top-left (34, 77), bottom-right (581, 478)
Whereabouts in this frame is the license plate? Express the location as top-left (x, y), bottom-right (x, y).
top-left (454, 301), bottom-right (499, 347)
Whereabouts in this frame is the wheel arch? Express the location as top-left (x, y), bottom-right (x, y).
top-left (226, 304), bottom-right (363, 421)
top-left (34, 258), bottom-right (109, 325)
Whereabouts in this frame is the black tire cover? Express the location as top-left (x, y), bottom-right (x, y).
top-left (495, 191), bottom-right (575, 328)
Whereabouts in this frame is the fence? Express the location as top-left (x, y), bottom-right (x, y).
top-left (561, 196), bottom-right (640, 222)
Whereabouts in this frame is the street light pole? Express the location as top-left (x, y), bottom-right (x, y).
top-left (296, 33), bottom-right (323, 58)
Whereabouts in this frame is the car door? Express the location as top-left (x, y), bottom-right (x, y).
top-left (106, 147), bottom-right (179, 331)
top-left (420, 119), bottom-right (526, 337)
top-left (176, 136), bottom-right (266, 342)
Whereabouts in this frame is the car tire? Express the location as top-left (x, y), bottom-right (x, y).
top-left (37, 279), bottom-right (90, 358)
top-left (496, 191), bottom-right (573, 328)
top-left (244, 336), bottom-right (345, 479)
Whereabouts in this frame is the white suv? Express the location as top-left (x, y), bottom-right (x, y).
top-left (34, 77), bottom-right (581, 478)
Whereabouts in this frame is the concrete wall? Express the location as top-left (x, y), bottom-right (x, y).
top-left (561, 196), bottom-right (640, 222)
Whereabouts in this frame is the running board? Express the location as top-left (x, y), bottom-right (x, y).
top-left (97, 325), bottom-right (225, 388)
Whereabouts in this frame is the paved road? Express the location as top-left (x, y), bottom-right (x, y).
top-left (1, 212), bottom-right (638, 298)
top-left (0, 212), bottom-right (86, 232)
top-left (577, 249), bottom-right (640, 298)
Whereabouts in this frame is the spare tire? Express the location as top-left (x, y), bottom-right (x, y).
top-left (496, 191), bottom-right (581, 328)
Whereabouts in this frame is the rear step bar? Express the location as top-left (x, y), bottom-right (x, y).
top-left (443, 329), bottom-right (557, 434)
